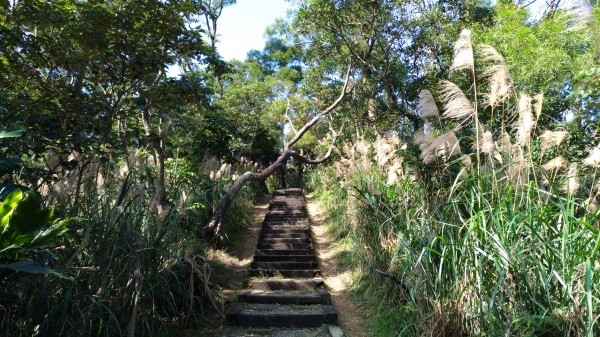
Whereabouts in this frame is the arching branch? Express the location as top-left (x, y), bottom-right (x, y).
top-left (290, 119), bottom-right (342, 165)
top-left (204, 64), bottom-right (352, 243)
top-left (284, 63), bottom-right (352, 150)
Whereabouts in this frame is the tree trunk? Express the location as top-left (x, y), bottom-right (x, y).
top-left (141, 108), bottom-right (166, 221)
top-left (280, 161), bottom-right (287, 189)
top-left (204, 150), bottom-right (291, 241)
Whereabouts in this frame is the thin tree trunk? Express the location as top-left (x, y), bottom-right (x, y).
top-left (280, 161), bottom-right (287, 189)
top-left (141, 108), bottom-right (166, 220)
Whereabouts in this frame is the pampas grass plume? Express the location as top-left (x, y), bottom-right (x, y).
top-left (418, 90), bottom-right (439, 119)
top-left (440, 80), bottom-right (475, 120)
top-left (540, 130), bottom-right (568, 152)
top-left (561, 163), bottom-right (579, 195)
top-left (452, 29), bottom-right (474, 72)
top-left (533, 93), bottom-right (544, 121)
top-left (583, 145), bottom-right (600, 167)
top-left (420, 131), bottom-right (461, 164)
top-left (543, 156), bottom-right (567, 172)
top-left (473, 130), bottom-right (494, 155)
top-left (515, 94), bottom-right (535, 146)
top-left (479, 45), bottom-right (512, 109)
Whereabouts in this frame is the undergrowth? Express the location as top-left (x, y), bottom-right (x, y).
top-left (306, 30), bottom-right (600, 337)
top-left (0, 156), bottom-right (259, 336)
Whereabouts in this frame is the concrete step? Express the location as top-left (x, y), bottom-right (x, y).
top-left (249, 269), bottom-right (320, 278)
top-left (268, 212), bottom-right (307, 217)
top-left (249, 278), bottom-right (324, 291)
top-left (255, 249), bottom-right (315, 256)
top-left (262, 224), bottom-right (310, 231)
top-left (258, 237), bottom-right (310, 244)
top-left (250, 261), bottom-right (317, 270)
top-left (264, 215), bottom-right (307, 221)
top-left (238, 290), bottom-right (331, 305)
top-left (260, 228), bottom-right (310, 235)
top-left (226, 303), bottom-right (337, 328)
top-left (260, 233), bottom-right (310, 239)
top-left (257, 242), bottom-right (312, 250)
top-left (253, 255), bottom-right (316, 262)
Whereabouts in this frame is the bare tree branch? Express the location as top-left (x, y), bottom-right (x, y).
top-left (285, 63), bottom-right (353, 150)
top-left (290, 118), bottom-right (342, 165)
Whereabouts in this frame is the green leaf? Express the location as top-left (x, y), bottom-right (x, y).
top-left (0, 189), bottom-right (23, 230)
top-left (0, 260), bottom-right (72, 279)
top-left (8, 191), bottom-right (53, 235)
top-left (0, 129), bottom-right (25, 139)
top-left (29, 219), bottom-right (70, 247)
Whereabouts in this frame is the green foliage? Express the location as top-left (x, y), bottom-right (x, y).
top-left (0, 189), bottom-right (69, 265)
top-left (311, 163), bottom-right (600, 336)
top-left (474, 2), bottom-right (596, 121)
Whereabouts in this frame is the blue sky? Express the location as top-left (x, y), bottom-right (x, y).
top-left (216, 0), bottom-right (294, 61)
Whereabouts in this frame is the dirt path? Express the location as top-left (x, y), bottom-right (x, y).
top-left (305, 195), bottom-right (368, 337)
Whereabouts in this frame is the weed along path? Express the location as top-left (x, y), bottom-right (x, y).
top-left (218, 188), bottom-right (355, 337)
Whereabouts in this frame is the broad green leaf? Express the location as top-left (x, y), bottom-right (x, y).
top-left (0, 189), bottom-right (23, 229)
top-left (9, 191), bottom-right (54, 234)
top-left (29, 220), bottom-right (70, 247)
top-left (0, 129), bottom-right (25, 139)
top-left (0, 260), bottom-right (72, 279)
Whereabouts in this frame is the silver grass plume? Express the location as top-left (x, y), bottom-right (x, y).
top-left (451, 29), bottom-right (474, 72)
top-left (472, 130), bottom-right (495, 155)
top-left (498, 131), bottom-right (512, 156)
top-left (583, 197), bottom-right (598, 213)
top-left (440, 80), bottom-right (475, 120)
top-left (561, 163), bottom-right (580, 195)
top-left (567, 0), bottom-right (597, 32)
top-left (420, 131), bottom-right (461, 164)
top-left (533, 93), bottom-right (544, 121)
top-left (515, 94), bottom-right (535, 146)
top-left (478, 45), bottom-right (513, 109)
top-left (418, 90), bottom-right (439, 119)
top-left (414, 125), bottom-right (435, 147)
top-left (583, 144), bottom-right (600, 167)
top-left (542, 156), bottom-right (567, 172)
top-left (494, 131), bottom-right (512, 163)
top-left (540, 130), bottom-right (568, 152)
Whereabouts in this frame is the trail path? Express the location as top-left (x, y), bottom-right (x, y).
top-left (217, 188), bottom-right (367, 337)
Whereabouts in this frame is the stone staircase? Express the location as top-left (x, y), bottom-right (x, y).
top-left (224, 188), bottom-right (339, 334)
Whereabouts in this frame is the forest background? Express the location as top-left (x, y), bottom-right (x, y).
top-left (0, 0), bottom-right (599, 336)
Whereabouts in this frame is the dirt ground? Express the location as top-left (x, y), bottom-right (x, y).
top-left (305, 194), bottom-right (369, 337)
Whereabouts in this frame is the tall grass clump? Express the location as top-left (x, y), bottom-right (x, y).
top-left (310, 29), bottom-right (600, 337)
top-left (0, 153), bottom-right (259, 336)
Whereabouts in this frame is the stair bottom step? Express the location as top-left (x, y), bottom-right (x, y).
top-left (226, 303), bottom-right (338, 328)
